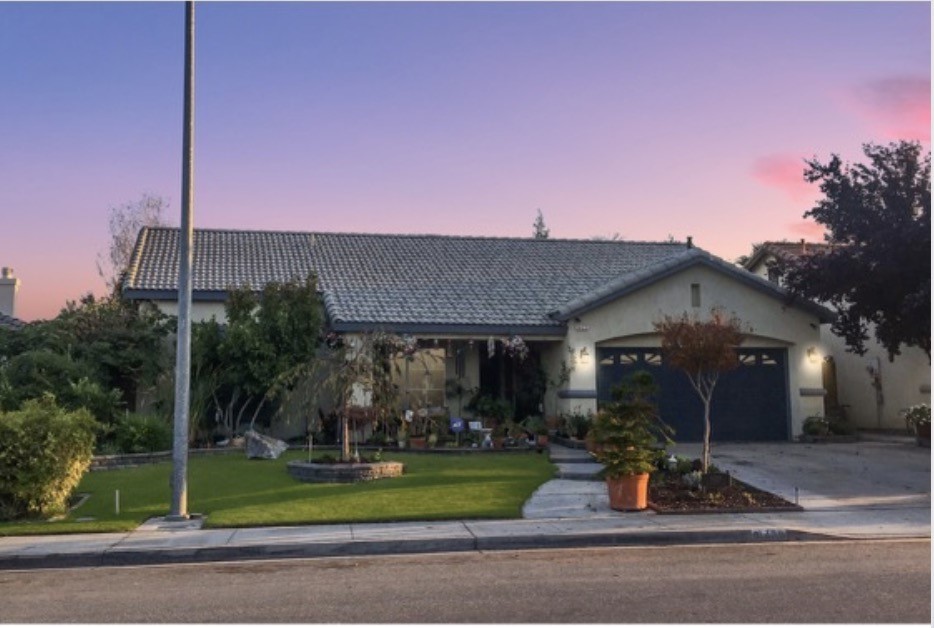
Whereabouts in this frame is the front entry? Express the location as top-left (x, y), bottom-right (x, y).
top-left (596, 347), bottom-right (790, 442)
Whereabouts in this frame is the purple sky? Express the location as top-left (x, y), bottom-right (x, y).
top-left (1, 1), bottom-right (929, 321)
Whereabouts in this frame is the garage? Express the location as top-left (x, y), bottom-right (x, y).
top-left (596, 347), bottom-right (790, 442)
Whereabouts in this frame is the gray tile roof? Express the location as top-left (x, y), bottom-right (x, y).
top-left (124, 227), bottom-right (688, 333)
top-left (0, 313), bottom-right (25, 331)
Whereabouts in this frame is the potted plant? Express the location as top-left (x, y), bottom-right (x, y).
top-left (491, 423), bottom-right (507, 449)
top-left (522, 416), bottom-right (549, 447)
top-left (588, 371), bottom-right (671, 511)
top-left (904, 404), bottom-right (930, 447)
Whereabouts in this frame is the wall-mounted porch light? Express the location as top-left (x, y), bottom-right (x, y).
top-left (807, 347), bottom-right (820, 364)
top-left (579, 347), bottom-right (590, 364)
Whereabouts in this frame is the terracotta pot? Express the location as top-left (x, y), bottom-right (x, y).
top-left (409, 436), bottom-right (426, 449)
top-left (606, 473), bottom-right (649, 511)
top-left (536, 434), bottom-right (549, 447)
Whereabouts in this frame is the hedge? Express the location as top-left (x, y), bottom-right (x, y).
top-left (0, 396), bottom-right (97, 520)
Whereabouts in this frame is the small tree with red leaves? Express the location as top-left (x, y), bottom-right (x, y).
top-left (655, 309), bottom-right (745, 473)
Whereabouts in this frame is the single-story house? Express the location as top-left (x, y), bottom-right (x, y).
top-left (744, 240), bottom-right (931, 430)
top-left (124, 227), bottom-right (835, 442)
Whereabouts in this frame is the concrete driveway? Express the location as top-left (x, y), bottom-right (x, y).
top-left (668, 436), bottom-right (931, 511)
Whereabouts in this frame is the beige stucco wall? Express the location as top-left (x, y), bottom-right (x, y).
top-left (822, 328), bottom-right (930, 429)
top-left (549, 264), bottom-right (825, 438)
top-left (748, 256), bottom-right (931, 430)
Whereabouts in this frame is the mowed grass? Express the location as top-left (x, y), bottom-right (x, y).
top-left (0, 450), bottom-right (555, 536)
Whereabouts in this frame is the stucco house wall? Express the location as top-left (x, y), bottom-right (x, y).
top-left (553, 264), bottom-right (824, 437)
top-left (746, 249), bottom-right (930, 430)
top-left (150, 299), bottom-right (227, 324)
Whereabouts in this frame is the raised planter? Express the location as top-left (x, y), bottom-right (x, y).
top-left (287, 460), bottom-right (405, 483)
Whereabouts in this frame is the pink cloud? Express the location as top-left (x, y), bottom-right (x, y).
top-left (849, 76), bottom-right (931, 142)
top-left (751, 154), bottom-right (815, 201)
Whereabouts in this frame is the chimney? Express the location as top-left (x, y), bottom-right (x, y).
top-left (686, 236), bottom-right (694, 249)
top-left (0, 267), bottom-right (20, 318)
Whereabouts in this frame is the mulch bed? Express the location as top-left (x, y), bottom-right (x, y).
top-left (648, 474), bottom-right (802, 514)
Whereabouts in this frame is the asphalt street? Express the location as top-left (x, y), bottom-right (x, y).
top-left (0, 540), bottom-right (929, 623)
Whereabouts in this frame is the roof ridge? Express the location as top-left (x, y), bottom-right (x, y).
top-left (145, 225), bottom-right (686, 246)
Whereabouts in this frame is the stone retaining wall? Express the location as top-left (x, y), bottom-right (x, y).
top-left (90, 448), bottom-right (241, 471)
top-left (287, 460), bottom-right (405, 483)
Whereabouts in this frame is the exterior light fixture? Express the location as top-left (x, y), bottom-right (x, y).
top-left (579, 347), bottom-right (590, 363)
top-left (807, 347), bottom-right (819, 363)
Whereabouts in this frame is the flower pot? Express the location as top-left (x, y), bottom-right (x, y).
top-left (409, 436), bottom-right (426, 449)
top-left (536, 434), bottom-right (549, 447)
top-left (606, 473), bottom-right (649, 511)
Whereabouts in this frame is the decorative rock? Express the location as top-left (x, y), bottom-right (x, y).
top-left (245, 430), bottom-right (288, 459)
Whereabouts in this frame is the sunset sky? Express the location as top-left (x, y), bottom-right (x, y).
top-left (1, 1), bottom-right (930, 321)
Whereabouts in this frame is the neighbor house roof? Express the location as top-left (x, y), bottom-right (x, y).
top-left (0, 313), bottom-right (25, 331)
top-left (124, 227), bottom-right (688, 335)
top-left (743, 240), bottom-right (834, 272)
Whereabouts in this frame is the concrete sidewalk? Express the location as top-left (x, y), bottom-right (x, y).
top-left (0, 441), bottom-right (929, 570)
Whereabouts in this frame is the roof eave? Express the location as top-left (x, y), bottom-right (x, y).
top-left (329, 320), bottom-right (567, 338)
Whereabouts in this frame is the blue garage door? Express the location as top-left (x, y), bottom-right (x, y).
top-left (596, 347), bottom-right (789, 442)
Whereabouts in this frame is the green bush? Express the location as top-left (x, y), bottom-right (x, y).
top-left (560, 410), bottom-right (592, 439)
top-left (802, 415), bottom-right (830, 436)
top-left (0, 396), bottom-right (97, 520)
top-left (112, 413), bottom-right (173, 454)
top-left (589, 372), bottom-right (672, 477)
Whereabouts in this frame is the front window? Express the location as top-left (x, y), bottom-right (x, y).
top-left (393, 348), bottom-right (446, 410)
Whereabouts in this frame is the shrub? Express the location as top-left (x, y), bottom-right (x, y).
top-left (802, 415), bottom-right (830, 436)
top-left (111, 413), bottom-right (173, 453)
top-left (588, 372), bottom-right (672, 477)
top-left (0, 396), bottom-right (97, 520)
top-left (560, 410), bottom-right (593, 439)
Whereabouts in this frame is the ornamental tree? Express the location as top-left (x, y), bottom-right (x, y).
top-left (778, 141), bottom-right (930, 359)
top-left (655, 309), bottom-right (745, 473)
top-left (190, 276), bottom-right (324, 439)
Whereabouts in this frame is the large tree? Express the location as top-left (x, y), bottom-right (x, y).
top-left (532, 209), bottom-right (550, 239)
top-left (655, 309), bottom-right (745, 473)
top-left (97, 193), bottom-right (168, 291)
top-left (779, 141), bottom-right (930, 359)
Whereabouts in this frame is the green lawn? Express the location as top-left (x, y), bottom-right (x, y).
top-left (0, 450), bottom-right (555, 536)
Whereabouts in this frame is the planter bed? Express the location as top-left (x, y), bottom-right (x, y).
top-left (648, 476), bottom-right (802, 514)
top-left (287, 460), bottom-right (405, 483)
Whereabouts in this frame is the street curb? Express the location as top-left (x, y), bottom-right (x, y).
top-left (0, 528), bottom-right (850, 571)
